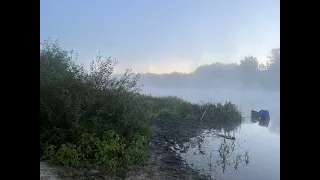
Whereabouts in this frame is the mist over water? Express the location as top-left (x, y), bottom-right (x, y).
top-left (40, 0), bottom-right (280, 179)
top-left (141, 86), bottom-right (280, 180)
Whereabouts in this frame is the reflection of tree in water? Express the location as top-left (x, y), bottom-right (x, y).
top-left (188, 130), bottom-right (250, 179)
top-left (173, 108), bottom-right (250, 178)
top-left (217, 139), bottom-right (250, 173)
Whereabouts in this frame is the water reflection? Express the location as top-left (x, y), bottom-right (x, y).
top-left (176, 107), bottom-right (280, 180)
top-left (177, 130), bottom-right (251, 179)
top-left (141, 87), bottom-right (280, 179)
top-left (269, 120), bottom-right (280, 134)
top-left (170, 113), bottom-right (250, 179)
top-left (250, 109), bottom-right (280, 135)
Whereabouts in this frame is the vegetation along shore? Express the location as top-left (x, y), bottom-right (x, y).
top-left (40, 40), bottom-right (243, 180)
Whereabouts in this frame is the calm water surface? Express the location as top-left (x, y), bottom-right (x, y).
top-left (142, 87), bottom-right (280, 180)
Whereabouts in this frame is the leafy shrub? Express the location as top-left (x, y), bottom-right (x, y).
top-left (40, 40), bottom-right (151, 172)
top-left (55, 144), bottom-right (81, 166)
top-left (43, 130), bottom-right (147, 173)
top-left (122, 134), bottom-right (148, 167)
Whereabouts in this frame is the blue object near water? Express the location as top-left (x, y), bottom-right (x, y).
top-left (259, 110), bottom-right (270, 121)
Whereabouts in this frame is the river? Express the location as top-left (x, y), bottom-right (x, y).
top-left (141, 87), bottom-right (280, 180)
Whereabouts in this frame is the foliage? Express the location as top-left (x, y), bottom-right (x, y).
top-left (40, 40), bottom-right (243, 174)
top-left (143, 95), bottom-right (243, 143)
top-left (40, 40), bottom-right (150, 173)
top-left (42, 131), bottom-right (147, 173)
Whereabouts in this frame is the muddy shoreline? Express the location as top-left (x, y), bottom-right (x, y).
top-left (124, 128), bottom-right (211, 180)
top-left (40, 125), bottom-right (211, 180)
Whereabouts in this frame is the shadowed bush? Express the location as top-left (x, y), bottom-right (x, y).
top-left (40, 40), bottom-right (150, 173)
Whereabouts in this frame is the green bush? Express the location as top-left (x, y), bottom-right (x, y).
top-left (122, 134), bottom-right (148, 167)
top-left (42, 130), bottom-right (147, 173)
top-left (40, 40), bottom-right (151, 173)
top-left (55, 144), bottom-right (81, 166)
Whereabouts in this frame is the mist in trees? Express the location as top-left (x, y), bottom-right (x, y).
top-left (139, 48), bottom-right (280, 91)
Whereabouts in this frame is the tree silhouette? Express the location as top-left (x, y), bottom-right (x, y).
top-left (138, 49), bottom-right (280, 90)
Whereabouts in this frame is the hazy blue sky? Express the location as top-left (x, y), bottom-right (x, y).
top-left (40, 0), bottom-right (280, 74)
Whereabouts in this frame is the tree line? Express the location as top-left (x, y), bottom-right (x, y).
top-left (139, 48), bottom-right (280, 90)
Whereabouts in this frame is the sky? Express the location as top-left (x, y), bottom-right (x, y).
top-left (40, 0), bottom-right (280, 74)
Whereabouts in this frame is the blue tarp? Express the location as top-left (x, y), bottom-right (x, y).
top-left (259, 110), bottom-right (270, 121)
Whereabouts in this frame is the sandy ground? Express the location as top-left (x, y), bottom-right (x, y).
top-left (40, 161), bottom-right (61, 180)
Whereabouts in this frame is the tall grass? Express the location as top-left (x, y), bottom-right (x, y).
top-left (142, 95), bottom-right (243, 143)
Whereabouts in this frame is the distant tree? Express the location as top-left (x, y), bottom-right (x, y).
top-left (238, 56), bottom-right (259, 85)
top-left (268, 48), bottom-right (280, 71)
top-left (258, 63), bottom-right (267, 71)
top-left (263, 48), bottom-right (280, 89)
top-left (138, 50), bottom-right (279, 90)
top-left (239, 56), bottom-right (259, 72)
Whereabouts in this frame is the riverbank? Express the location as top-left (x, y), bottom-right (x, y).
top-left (40, 41), bottom-right (242, 180)
top-left (40, 124), bottom-right (211, 180)
top-left (40, 93), bottom-right (241, 180)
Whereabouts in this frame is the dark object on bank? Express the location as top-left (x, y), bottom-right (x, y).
top-left (251, 109), bottom-right (271, 127)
